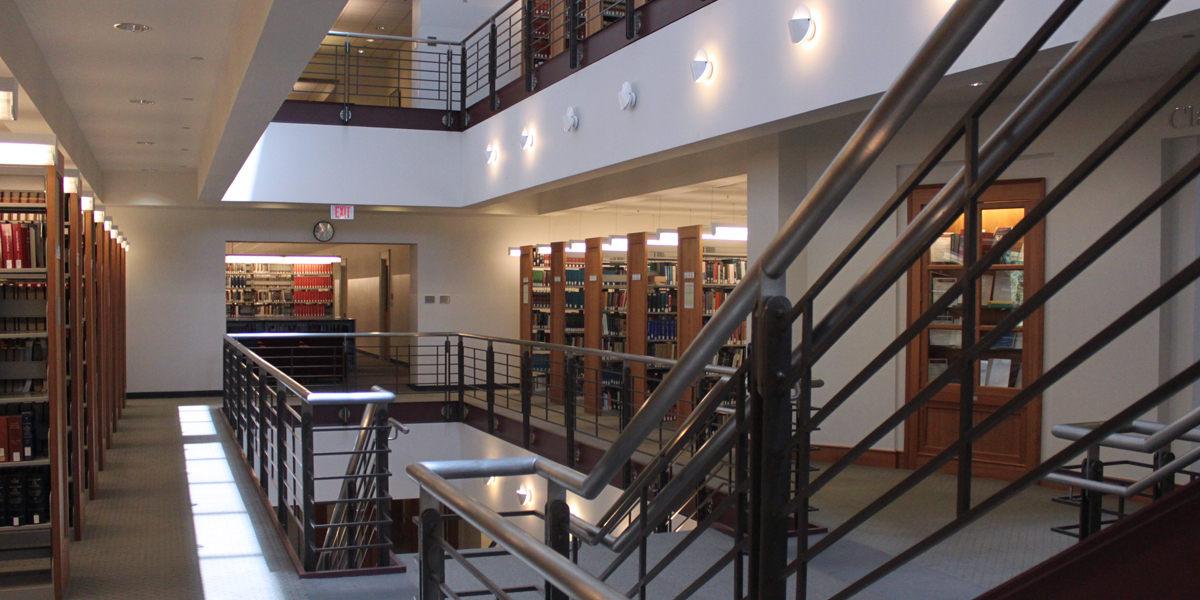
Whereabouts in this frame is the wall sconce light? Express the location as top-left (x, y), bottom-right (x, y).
top-left (515, 484), bottom-right (533, 506)
top-left (789, 6), bottom-right (816, 43)
top-left (520, 128), bottom-right (535, 151)
top-left (485, 144), bottom-right (499, 165)
top-left (562, 107), bottom-right (579, 131)
top-left (0, 78), bottom-right (17, 121)
top-left (691, 50), bottom-right (714, 82)
top-left (487, 476), bottom-right (498, 485)
top-left (618, 82), bottom-right (636, 110)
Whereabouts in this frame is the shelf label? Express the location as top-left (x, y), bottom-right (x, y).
top-left (589, 275), bottom-right (597, 282)
top-left (523, 284), bottom-right (530, 304)
top-left (684, 282), bottom-right (695, 309)
top-left (554, 276), bottom-right (562, 282)
top-left (523, 277), bottom-right (529, 283)
top-left (684, 271), bottom-right (695, 279)
top-left (632, 274), bottom-right (642, 281)
top-left (331, 205), bottom-right (355, 220)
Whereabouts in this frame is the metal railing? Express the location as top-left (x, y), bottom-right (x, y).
top-left (399, 1), bottom-right (1200, 599)
top-left (293, 0), bottom-right (658, 127)
top-left (222, 335), bottom-right (397, 573)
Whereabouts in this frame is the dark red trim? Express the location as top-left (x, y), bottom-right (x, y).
top-left (273, 100), bottom-right (460, 131)
top-left (977, 478), bottom-right (1200, 600)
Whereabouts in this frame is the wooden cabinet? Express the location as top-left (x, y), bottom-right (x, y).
top-left (904, 179), bottom-right (1045, 480)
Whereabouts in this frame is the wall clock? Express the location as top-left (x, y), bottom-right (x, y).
top-left (313, 221), bottom-right (335, 242)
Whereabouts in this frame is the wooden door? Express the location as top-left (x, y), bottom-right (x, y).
top-left (904, 179), bottom-right (1045, 480)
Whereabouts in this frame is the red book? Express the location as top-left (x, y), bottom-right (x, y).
top-left (14, 223), bottom-right (26, 269)
top-left (0, 223), bottom-right (12, 269)
top-left (7, 416), bottom-right (21, 462)
top-left (0, 416), bottom-right (7, 462)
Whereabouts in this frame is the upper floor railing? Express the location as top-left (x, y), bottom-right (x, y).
top-left (289, 0), bottom-right (685, 127)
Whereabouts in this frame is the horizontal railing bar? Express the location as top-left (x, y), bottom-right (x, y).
top-left (439, 537), bottom-right (520, 600)
top-left (310, 542), bottom-right (393, 553)
top-left (329, 30), bottom-right (465, 46)
top-left (1044, 445), bottom-right (1200, 497)
top-left (314, 518), bottom-right (394, 529)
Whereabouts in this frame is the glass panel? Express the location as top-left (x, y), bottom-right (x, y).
top-left (929, 270), bottom-right (964, 324)
top-left (979, 337), bottom-right (1023, 389)
top-left (981, 207), bottom-right (1026, 265)
top-left (979, 268), bottom-right (1025, 321)
top-left (928, 211), bottom-right (966, 265)
top-left (925, 327), bottom-right (962, 385)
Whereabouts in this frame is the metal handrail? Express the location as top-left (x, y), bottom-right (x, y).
top-left (223, 334), bottom-right (398, 405)
top-left (328, 31), bottom-right (465, 46)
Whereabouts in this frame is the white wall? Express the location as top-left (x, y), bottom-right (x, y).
top-left (110, 204), bottom-right (548, 393)
top-left (222, 0), bottom-right (1200, 209)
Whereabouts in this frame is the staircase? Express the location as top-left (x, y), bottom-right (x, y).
top-left (401, 0), bottom-right (1200, 598)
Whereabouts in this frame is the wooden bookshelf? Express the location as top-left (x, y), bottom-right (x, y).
top-left (65, 192), bottom-right (85, 543)
top-left (548, 241), bottom-right (566, 404)
top-left (519, 245), bottom-right (534, 342)
top-left (583, 239), bottom-right (603, 413)
top-left (225, 262), bottom-right (334, 318)
top-left (626, 233), bottom-right (649, 409)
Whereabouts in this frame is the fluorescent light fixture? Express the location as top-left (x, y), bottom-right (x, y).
top-left (63, 176), bottom-right (79, 194)
top-left (520, 128), bottom-right (535, 151)
top-left (538, 245), bottom-right (552, 254)
top-left (602, 237), bottom-right (628, 252)
top-left (647, 231), bottom-right (679, 246)
top-left (224, 255), bottom-right (341, 265)
top-left (508, 247), bottom-right (522, 257)
top-left (81, 195), bottom-right (94, 211)
top-left (0, 78), bottom-right (16, 121)
top-left (565, 241), bottom-right (586, 253)
top-left (485, 144), bottom-right (499, 165)
top-left (789, 6), bottom-right (816, 43)
top-left (109, 227), bottom-right (118, 239)
top-left (691, 50), bottom-right (714, 82)
top-left (0, 134), bottom-right (57, 166)
top-left (702, 225), bottom-right (749, 241)
top-left (103, 217), bottom-right (113, 231)
top-left (93, 209), bottom-right (105, 223)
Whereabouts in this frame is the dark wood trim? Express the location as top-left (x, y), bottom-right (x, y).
top-left (811, 444), bottom-right (901, 470)
top-left (273, 100), bottom-right (458, 131)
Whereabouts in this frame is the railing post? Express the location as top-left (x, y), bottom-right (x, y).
top-left (521, 350), bottom-right (533, 449)
top-left (342, 37), bottom-right (352, 124)
top-left (957, 116), bottom-right (980, 517)
top-left (239, 356), bottom-right (250, 452)
top-left (374, 404), bottom-right (391, 568)
top-left (458, 337), bottom-right (467, 421)
top-left (620, 366), bottom-right (633, 488)
top-left (486, 341), bottom-right (496, 434)
top-left (1078, 447), bottom-right (1104, 540)
top-left (1154, 449), bottom-right (1176, 499)
top-left (748, 296), bottom-right (793, 600)
top-left (458, 44), bottom-right (468, 123)
top-left (544, 481), bottom-right (570, 600)
top-left (301, 401), bottom-right (317, 572)
top-left (795, 303), bottom-right (815, 599)
top-left (488, 22), bottom-right (499, 111)
top-left (419, 490), bottom-right (445, 600)
top-left (222, 343), bottom-right (231, 420)
top-left (523, 0), bottom-right (536, 92)
top-left (624, 0), bottom-right (635, 40)
top-left (258, 373), bottom-right (270, 493)
top-left (637, 486), bottom-right (649, 600)
top-left (567, 0), bottom-right (580, 69)
top-left (444, 339), bottom-right (453, 420)
top-left (276, 383), bottom-right (289, 530)
top-left (734, 369), bottom-right (748, 600)
top-left (564, 353), bottom-right (577, 468)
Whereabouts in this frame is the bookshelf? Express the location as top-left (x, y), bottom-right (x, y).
top-left (225, 262), bottom-right (334, 318)
top-left (904, 179), bottom-right (1045, 478)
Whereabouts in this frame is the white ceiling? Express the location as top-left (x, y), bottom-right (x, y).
top-left (13, 0), bottom-right (243, 173)
top-left (558, 175), bottom-right (747, 220)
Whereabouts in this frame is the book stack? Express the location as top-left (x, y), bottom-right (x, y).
top-left (703, 288), bottom-right (731, 315)
top-left (294, 289), bottom-right (333, 304)
top-left (647, 319), bottom-right (677, 341)
top-left (0, 403), bottom-right (45, 463)
top-left (565, 290), bottom-right (585, 310)
top-left (0, 467), bottom-right (51, 526)
top-left (648, 290), bottom-right (676, 313)
top-left (292, 276), bottom-right (331, 289)
top-left (649, 262), bottom-right (677, 285)
top-left (0, 220), bottom-right (47, 269)
top-left (294, 263), bottom-right (333, 275)
top-left (565, 268), bottom-right (585, 286)
top-left (704, 258), bottom-right (746, 284)
top-left (602, 289), bottom-right (627, 311)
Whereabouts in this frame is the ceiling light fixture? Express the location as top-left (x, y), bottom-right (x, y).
top-left (81, 195), bottom-right (94, 211)
top-left (520, 128), bottom-right (535, 151)
top-left (602, 237), bottom-right (628, 252)
top-left (562, 107), bottom-right (579, 131)
top-left (113, 22), bottom-right (151, 33)
top-left (508, 247), bottom-right (521, 257)
top-left (691, 50), bottom-right (714, 82)
top-left (191, 56), bottom-right (204, 61)
top-left (0, 78), bottom-right (17, 121)
top-left (0, 136), bottom-right (57, 166)
top-left (647, 231), bottom-right (679, 247)
top-left (970, 81), bottom-right (988, 87)
top-left (63, 175), bottom-right (79, 194)
top-left (377, 26), bottom-right (387, 30)
top-left (224, 255), bottom-right (342, 265)
top-left (103, 217), bottom-right (113, 231)
top-left (789, 6), bottom-right (816, 43)
top-left (618, 82), bottom-right (636, 110)
top-left (367, 38), bottom-right (375, 42)
top-left (485, 144), bottom-right (499, 165)
top-left (538, 245), bottom-right (552, 254)
top-left (93, 209), bottom-right (105, 223)
top-left (136, 141), bottom-right (156, 145)
top-left (358, 49), bottom-right (364, 54)
top-left (701, 225), bottom-right (748, 241)
top-left (129, 99), bottom-right (154, 104)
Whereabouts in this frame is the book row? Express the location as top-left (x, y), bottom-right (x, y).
top-left (0, 339), bottom-right (48, 395)
top-left (0, 192), bottom-right (46, 203)
top-left (293, 276), bottom-right (332, 289)
top-left (0, 403), bottom-right (48, 462)
top-left (1, 467), bottom-right (51, 527)
top-left (293, 263), bottom-right (333, 274)
top-left (704, 258), bottom-right (747, 284)
top-left (0, 283), bottom-right (47, 333)
top-left (649, 290), bottom-right (677, 313)
top-left (0, 222), bottom-right (47, 269)
top-left (647, 319), bottom-right (678, 341)
top-left (294, 290), bottom-right (333, 303)
top-left (565, 291), bottom-right (585, 310)
top-left (293, 304), bottom-right (330, 317)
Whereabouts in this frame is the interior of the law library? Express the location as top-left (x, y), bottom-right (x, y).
top-left (2, 0), bottom-right (1200, 599)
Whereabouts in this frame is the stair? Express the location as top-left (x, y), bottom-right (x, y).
top-left (977, 478), bottom-right (1200, 600)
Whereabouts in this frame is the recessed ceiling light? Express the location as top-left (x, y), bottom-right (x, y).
top-left (129, 99), bottom-right (154, 104)
top-left (358, 49), bottom-right (364, 54)
top-left (181, 148), bottom-right (189, 151)
top-left (182, 97), bottom-right (194, 101)
top-left (113, 22), bottom-right (151, 33)
top-left (190, 56), bottom-right (204, 61)
top-left (141, 168), bottom-right (159, 172)
top-left (367, 38), bottom-right (375, 42)
top-left (969, 81), bottom-right (988, 87)
top-left (377, 26), bottom-right (386, 30)
top-left (182, 126), bottom-right (191, 130)
top-left (136, 141), bottom-right (156, 145)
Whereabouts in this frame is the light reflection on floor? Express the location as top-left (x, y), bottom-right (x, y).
top-left (179, 405), bottom-right (290, 599)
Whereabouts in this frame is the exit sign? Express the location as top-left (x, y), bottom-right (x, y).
top-left (331, 205), bottom-right (355, 220)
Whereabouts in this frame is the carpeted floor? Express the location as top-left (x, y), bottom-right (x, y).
top-left (64, 397), bottom-right (1095, 600)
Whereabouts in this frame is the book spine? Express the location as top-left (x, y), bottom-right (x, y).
top-left (7, 416), bottom-right (21, 462)
top-left (0, 415), bottom-right (7, 463)
top-left (6, 471), bottom-right (24, 526)
top-left (0, 223), bottom-right (9, 268)
top-left (21, 411), bottom-right (33, 459)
